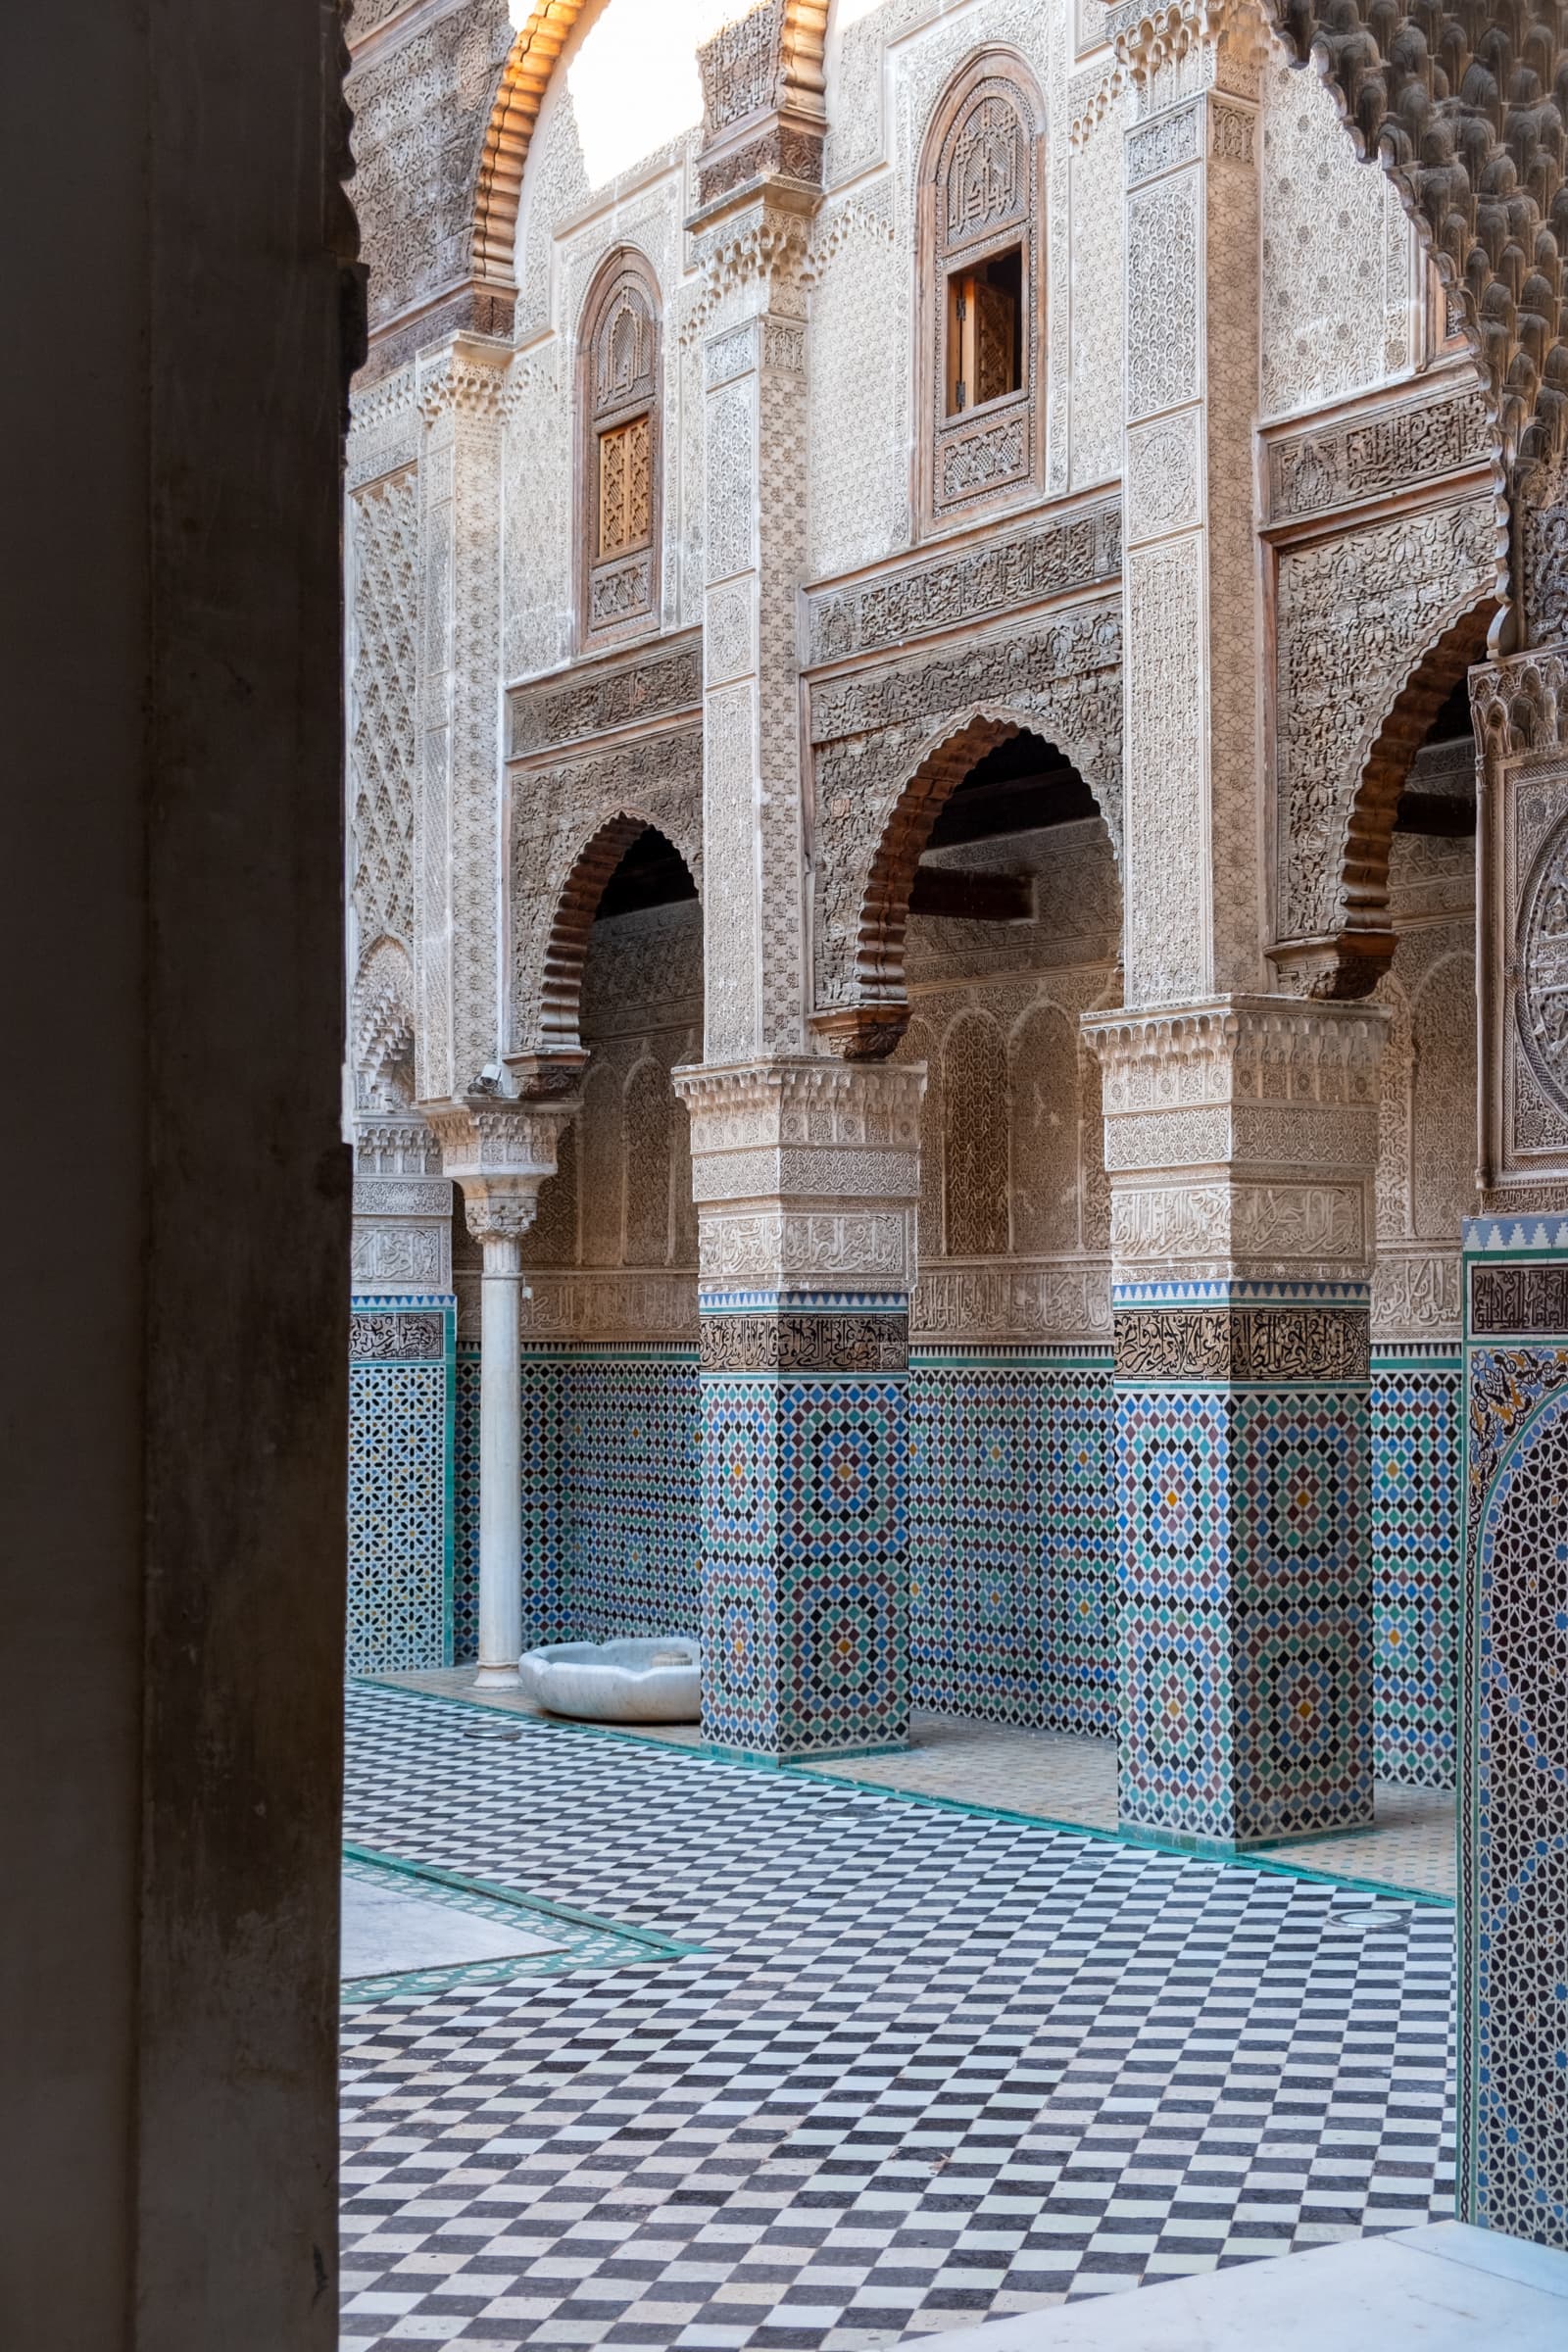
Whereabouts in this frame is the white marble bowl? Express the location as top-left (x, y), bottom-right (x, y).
top-left (519, 1638), bottom-right (702, 1724)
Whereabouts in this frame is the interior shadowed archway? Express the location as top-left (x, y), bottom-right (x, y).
top-left (534, 815), bottom-right (700, 1066)
top-left (814, 712), bottom-right (1114, 1057)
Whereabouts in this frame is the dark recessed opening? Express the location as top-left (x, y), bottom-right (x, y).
top-left (926, 731), bottom-right (1097, 850)
top-left (1394, 678), bottom-right (1478, 838)
top-left (594, 826), bottom-right (698, 920)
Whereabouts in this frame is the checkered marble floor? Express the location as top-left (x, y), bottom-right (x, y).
top-left (371, 1674), bottom-right (1456, 1901)
top-left (341, 1682), bottom-right (1454, 2350)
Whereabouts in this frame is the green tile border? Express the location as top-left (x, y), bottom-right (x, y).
top-left (353, 1678), bottom-right (1453, 1909)
top-left (340, 1838), bottom-right (700, 2005)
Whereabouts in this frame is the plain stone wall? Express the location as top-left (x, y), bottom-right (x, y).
top-left (0, 3), bottom-right (356, 2343)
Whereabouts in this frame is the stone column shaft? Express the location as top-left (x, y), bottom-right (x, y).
top-left (427, 1097), bottom-right (574, 1688)
top-left (675, 1057), bottom-right (924, 1758)
top-left (415, 333), bottom-right (511, 1105)
top-left (1118, 0), bottom-right (1267, 1005)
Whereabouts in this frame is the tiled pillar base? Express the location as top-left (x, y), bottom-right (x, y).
top-left (699, 1297), bottom-right (910, 1756)
top-left (1114, 1283), bottom-right (1374, 1846)
top-left (1087, 1000), bottom-right (1387, 1853)
top-left (677, 1060), bottom-right (924, 1762)
top-left (1459, 1216), bottom-right (1568, 2246)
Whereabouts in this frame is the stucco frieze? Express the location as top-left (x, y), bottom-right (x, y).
top-left (804, 500), bottom-right (1121, 670)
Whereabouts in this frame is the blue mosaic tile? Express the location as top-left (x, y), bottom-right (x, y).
top-left (1116, 1383), bottom-right (1374, 1847)
top-left (700, 1370), bottom-right (910, 1758)
top-left (1458, 1237), bottom-right (1568, 2250)
top-left (907, 1354), bottom-right (1115, 1735)
top-left (347, 1295), bottom-right (454, 1674)
top-left (1370, 1357), bottom-right (1460, 1787)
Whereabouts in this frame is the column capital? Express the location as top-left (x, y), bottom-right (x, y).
top-left (674, 1056), bottom-right (925, 1297)
top-left (424, 1093), bottom-right (576, 1246)
top-left (413, 331), bottom-right (514, 425)
top-left (1083, 996), bottom-right (1388, 1288)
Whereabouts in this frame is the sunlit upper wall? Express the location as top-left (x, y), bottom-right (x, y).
top-left (518, 0), bottom-right (744, 197)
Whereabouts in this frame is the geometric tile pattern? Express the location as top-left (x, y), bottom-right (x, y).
top-left (456, 1349), bottom-right (699, 1664)
top-left (1369, 1357), bottom-right (1460, 1788)
top-left (908, 1352), bottom-right (1115, 1736)
top-left (563, 1351), bottom-right (701, 1642)
top-left (700, 1348), bottom-right (910, 1758)
top-left (1459, 1229), bottom-right (1568, 2250)
top-left (339, 1681), bottom-right (1455, 2350)
top-left (347, 1296), bottom-right (455, 1675)
top-left (1116, 1373), bottom-right (1374, 1850)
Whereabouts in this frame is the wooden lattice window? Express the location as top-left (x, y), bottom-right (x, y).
top-left (918, 56), bottom-right (1044, 530)
top-left (578, 251), bottom-right (662, 647)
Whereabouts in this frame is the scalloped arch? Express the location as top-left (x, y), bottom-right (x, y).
top-left (470, 0), bottom-right (830, 296)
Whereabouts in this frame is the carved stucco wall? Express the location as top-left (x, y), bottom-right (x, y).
top-left (808, 595), bottom-right (1123, 1015)
top-left (1273, 492), bottom-right (1495, 953)
top-left (348, 0), bottom-right (516, 347)
top-left (1371, 829), bottom-right (1477, 1342)
top-left (894, 817), bottom-right (1120, 1344)
top-left (501, 0), bottom-right (739, 682)
top-left (1257, 43), bottom-right (1419, 422)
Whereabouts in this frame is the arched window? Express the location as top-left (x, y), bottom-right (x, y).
top-left (577, 250), bottom-right (662, 648)
top-left (918, 54), bottom-right (1044, 531)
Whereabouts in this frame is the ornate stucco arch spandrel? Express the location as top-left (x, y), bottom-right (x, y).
top-left (512, 804), bottom-right (703, 1079)
top-left (1274, 597), bottom-right (1498, 999)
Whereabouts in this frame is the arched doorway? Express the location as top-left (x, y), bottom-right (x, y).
top-left (453, 824), bottom-right (704, 1658)
top-left (881, 727), bottom-right (1123, 1738)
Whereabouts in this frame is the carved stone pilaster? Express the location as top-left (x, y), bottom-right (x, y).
top-left (1472, 643), bottom-right (1568, 1215)
top-left (1085, 996), bottom-right (1386, 1850)
top-left (691, 185), bottom-right (816, 1067)
top-left (674, 1057), bottom-right (924, 1760)
top-left (1116, 0), bottom-right (1268, 1010)
top-left (414, 333), bottom-right (513, 1105)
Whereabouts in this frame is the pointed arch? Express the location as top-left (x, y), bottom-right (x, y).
top-left (815, 708), bottom-right (1118, 1057)
top-left (351, 934), bottom-right (416, 1111)
top-left (536, 811), bottom-right (701, 1062)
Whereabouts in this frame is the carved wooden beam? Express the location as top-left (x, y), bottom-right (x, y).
top-left (908, 866), bottom-right (1034, 921)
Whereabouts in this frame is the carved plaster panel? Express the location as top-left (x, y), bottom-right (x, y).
top-left (508, 724), bottom-right (703, 1055)
top-left (508, 632), bottom-right (701, 760)
top-left (804, 499), bottom-right (1121, 668)
top-left (1474, 647), bottom-right (1568, 1202)
top-left (1257, 44), bottom-right (1418, 422)
top-left (1274, 495), bottom-right (1496, 950)
top-left (1263, 384), bottom-right (1493, 527)
top-left (349, 467), bottom-right (420, 956)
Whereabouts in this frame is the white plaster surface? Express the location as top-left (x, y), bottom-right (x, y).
top-left (341, 1873), bottom-right (564, 1979)
top-left (908, 2224), bottom-right (1568, 2348)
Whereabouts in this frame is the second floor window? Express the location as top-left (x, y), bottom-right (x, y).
top-left (579, 252), bottom-right (662, 646)
top-left (919, 57), bottom-right (1044, 530)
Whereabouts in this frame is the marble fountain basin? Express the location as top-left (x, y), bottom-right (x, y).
top-left (519, 1638), bottom-right (701, 1724)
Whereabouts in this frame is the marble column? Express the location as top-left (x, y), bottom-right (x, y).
top-left (428, 1097), bottom-right (573, 1687)
top-left (675, 1059), bottom-right (924, 1758)
top-left (1087, 1001), bottom-right (1387, 1847)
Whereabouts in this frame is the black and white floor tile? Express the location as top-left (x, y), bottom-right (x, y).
top-left (340, 1685), bottom-right (1454, 2349)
